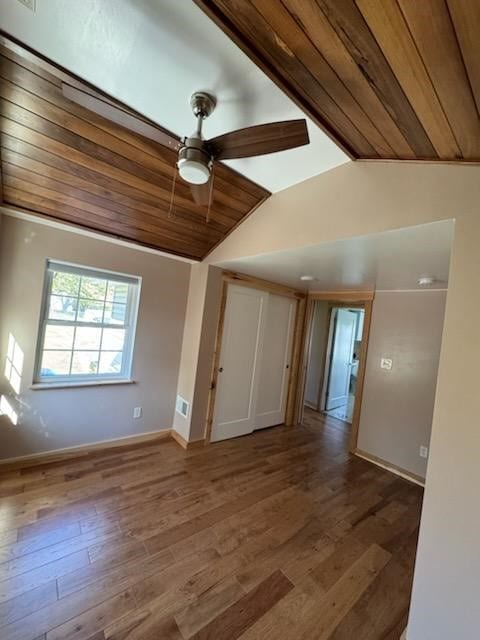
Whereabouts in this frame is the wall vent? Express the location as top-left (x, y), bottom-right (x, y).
top-left (176, 395), bottom-right (189, 418)
top-left (16, 0), bottom-right (36, 11)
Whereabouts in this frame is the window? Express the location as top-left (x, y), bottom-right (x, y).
top-left (34, 261), bottom-right (141, 385)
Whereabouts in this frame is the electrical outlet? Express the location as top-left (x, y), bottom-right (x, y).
top-left (380, 358), bottom-right (393, 370)
top-left (419, 445), bottom-right (429, 459)
top-left (133, 407), bottom-right (142, 419)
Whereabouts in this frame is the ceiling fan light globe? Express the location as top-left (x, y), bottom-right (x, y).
top-left (178, 158), bottom-right (210, 184)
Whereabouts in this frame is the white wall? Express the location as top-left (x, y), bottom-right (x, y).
top-left (0, 213), bottom-right (191, 459)
top-left (173, 263), bottom-right (223, 442)
top-left (358, 290), bottom-right (447, 479)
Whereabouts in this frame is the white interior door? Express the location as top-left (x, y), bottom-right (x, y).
top-left (211, 285), bottom-right (266, 442)
top-left (254, 294), bottom-right (296, 430)
top-left (326, 309), bottom-right (356, 410)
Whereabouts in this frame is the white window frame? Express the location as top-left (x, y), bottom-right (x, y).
top-left (34, 260), bottom-right (141, 386)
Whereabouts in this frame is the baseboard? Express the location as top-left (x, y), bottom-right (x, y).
top-left (355, 449), bottom-right (425, 487)
top-left (0, 428), bottom-right (172, 471)
top-left (400, 629), bottom-right (407, 640)
top-left (170, 429), bottom-right (205, 450)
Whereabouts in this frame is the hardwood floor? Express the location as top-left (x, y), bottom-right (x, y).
top-left (0, 408), bottom-right (422, 639)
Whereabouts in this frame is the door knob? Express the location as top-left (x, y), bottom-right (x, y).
top-left (218, 367), bottom-right (224, 372)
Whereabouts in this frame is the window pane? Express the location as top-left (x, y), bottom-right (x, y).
top-left (103, 302), bottom-right (126, 325)
top-left (74, 327), bottom-right (102, 350)
top-left (77, 299), bottom-right (104, 323)
top-left (44, 325), bottom-right (75, 350)
top-left (80, 277), bottom-right (107, 301)
top-left (107, 282), bottom-right (128, 303)
top-left (49, 295), bottom-right (78, 321)
top-left (99, 351), bottom-right (122, 374)
top-left (71, 351), bottom-right (99, 375)
top-left (52, 272), bottom-right (80, 297)
top-left (101, 328), bottom-right (125, 351)
top-left (41, 351), bottom-right (71, 376)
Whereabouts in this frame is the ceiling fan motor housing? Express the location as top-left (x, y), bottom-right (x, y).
top-left (178, 136), bottom-right (212, 184)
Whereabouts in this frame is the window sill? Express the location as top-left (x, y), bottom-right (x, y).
top-left (30, 379), bottom-right (136, 390)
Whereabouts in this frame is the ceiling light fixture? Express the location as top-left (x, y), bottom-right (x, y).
top-left (300, 275), bottom-right (315, 282)
top-left (418, 276), bottom-right (436, 286)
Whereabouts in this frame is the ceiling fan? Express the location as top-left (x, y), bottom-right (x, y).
top-left (62, 84), bottom-right (310, 212)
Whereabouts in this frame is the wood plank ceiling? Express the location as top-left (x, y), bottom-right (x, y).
top-left (196, 0), bottom-right (480, 161)
top-left (0, 39), bottom-right (270, 261)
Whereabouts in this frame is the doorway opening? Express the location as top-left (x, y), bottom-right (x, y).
top-left (303, 297), bottom-right (372, 449)
top-left (324, 307), bottom-right (364, 423)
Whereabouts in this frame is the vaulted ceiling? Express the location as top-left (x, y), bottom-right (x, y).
top-left (1, 2), bottom-right (478, 262)
top-left (0, 38), bottom-right (269, 260)
top-left (196, 0), bottom-right (480, 161)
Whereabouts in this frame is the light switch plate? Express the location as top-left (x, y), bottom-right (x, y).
top-left (380, 358), bottom-right (393, 370)
top-left (133, 407), bottom-right (142, 419)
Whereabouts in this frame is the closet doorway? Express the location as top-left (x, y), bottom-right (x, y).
top-left (206, 275), bottom-right (305, 443)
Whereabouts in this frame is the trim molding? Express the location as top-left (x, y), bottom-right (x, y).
top-left (222, 270), bottom-right (306, 299)
top-left (170, 429), bottom-right (206, 450)
top-left (355, 448), bottom-right (425, 487)
top-left (309, 290), bottom-right (375, 301)
top-left (1, 206), bottom-right (196, 264)
top-left (0, 428), bottom-right (172, 470)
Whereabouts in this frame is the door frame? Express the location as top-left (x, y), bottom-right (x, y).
top-left (204, 270), bottom-right (307, 444)
top-left (321, 304), bottom-right (364, 412)
top-left (299, 292), bottom-right (374, 453)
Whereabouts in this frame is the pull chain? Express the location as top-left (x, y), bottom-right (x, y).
top-left (206, 166), bottom-right (215, 224)
top-left (168, 165), bottom-right (178, 219)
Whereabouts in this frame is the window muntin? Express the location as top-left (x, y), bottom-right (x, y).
top-left (35, 261), bottom-right (140, 384)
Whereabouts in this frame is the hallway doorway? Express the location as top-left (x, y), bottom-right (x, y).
top-left (303, 296), bottom-right (372, 451)
top-left (324, 307), bottom-right (364, 423)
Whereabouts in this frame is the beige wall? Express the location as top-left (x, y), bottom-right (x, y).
top-left (358, 291), bottom-right (447, 479)
top-left (203, 161), bottom-right (480, 639)
top-left (304, 301), bottom-right (329, 409)
top-left (0, 213), bottom-right (191, 459)
top-left (172, 263), bottom-right (223, 442)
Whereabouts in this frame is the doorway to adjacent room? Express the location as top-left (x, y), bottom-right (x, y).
top-left (303, 296), bottom-right (372, 450)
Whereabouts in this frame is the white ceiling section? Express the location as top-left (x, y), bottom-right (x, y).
top-left (2, 0), bottom-right (349, 192)
top-left (215, 221), bottom-right (454, 292)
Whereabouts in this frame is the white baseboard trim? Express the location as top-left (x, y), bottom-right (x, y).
top-left (400, 628), bottom-right (408, 640)
top-left (0, 428), bottom-right (172, 469)
top-left (355, 449), bottom-right (425, 487)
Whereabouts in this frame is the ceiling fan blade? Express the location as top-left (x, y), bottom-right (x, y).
top-left (208, 119), bottom-right (309, 160)
top-left (189, 180), bottom-right (211, 207)
top-left (62, 83), bottom-right (182, 151)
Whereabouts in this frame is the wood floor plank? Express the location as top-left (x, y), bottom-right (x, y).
top-left (0, 550), bottom-right (89, 604)
top-left (0, 579), bottom-right (58, 628)
top-left (0, 409), bottom-right (422, 639)
top-left (189, 569), bottom-right (294, 640)
top-left (46, 589), bottom-right (135, 640)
